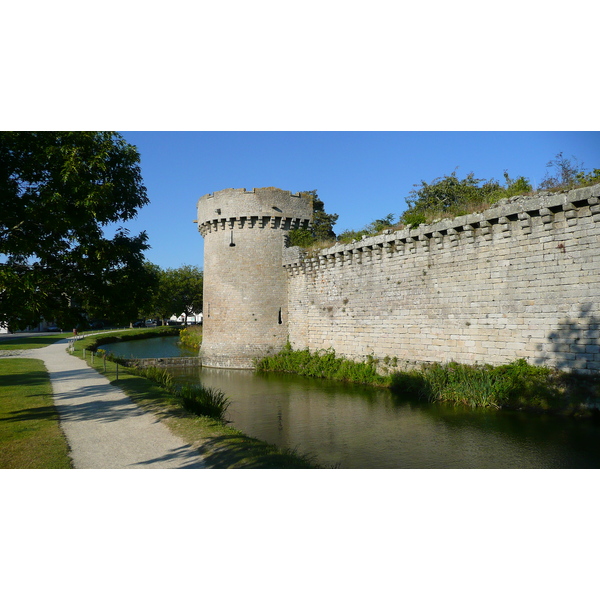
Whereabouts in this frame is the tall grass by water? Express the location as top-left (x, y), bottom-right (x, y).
top-left (133, 364), bottom-right (231, 422)
top-left (258, 346), bottom-right (599, 415)
top-left (391, 362), bottom-right (510, 408)
top-left (255, 344), bottom-right (390, 386)
top-left (391, 359), bottom-right (599, 414)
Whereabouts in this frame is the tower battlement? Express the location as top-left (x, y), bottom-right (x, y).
top-left (197, 187), bottom-right (313, 236)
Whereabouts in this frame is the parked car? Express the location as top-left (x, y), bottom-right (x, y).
top-left (47, 326), bottom-right (61, 332)
top-left (132, 320), bottom-right (145, 328)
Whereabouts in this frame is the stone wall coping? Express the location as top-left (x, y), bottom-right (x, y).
top-left (282, 184), bottom-right (600, 267)
top-left (201, 187), bottom-right (303, 199)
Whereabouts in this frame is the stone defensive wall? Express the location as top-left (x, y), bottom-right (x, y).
top-left (282, 184), bottom-right (600, 374)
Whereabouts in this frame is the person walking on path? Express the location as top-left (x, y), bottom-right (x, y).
top-left (31, 338), bottom-right (205, 469)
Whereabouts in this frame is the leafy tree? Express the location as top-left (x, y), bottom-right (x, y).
top-left (288, 190), bottom-right (338, 247)
top-left (484, 171), bottom-right (533, 202)
top-left (401, 170), bottom-right (499, 226)
top-left (0, 131), bottom-right (151, 330)
top-left (84, 257), bottom-right (160, 327)
top-left (140, 262), bottom-right (169, 321)
top-left (160, 265), bottom-right (203, 324)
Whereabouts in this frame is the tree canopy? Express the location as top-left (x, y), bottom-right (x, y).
top-left (149, 264), bottom-right (203, 323)
top-left (0, 131), bottom-right (152, 330)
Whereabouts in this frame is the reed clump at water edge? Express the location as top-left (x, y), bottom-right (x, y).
top-left (392, 360), bottom-right (600, 414)
top-left (256, 348), bottom-right (600, 416)
top-left (132, 364), bottom-right (231, 422)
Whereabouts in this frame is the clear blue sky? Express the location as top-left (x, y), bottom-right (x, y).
top-left (118, 131), bottom-right (600, 271)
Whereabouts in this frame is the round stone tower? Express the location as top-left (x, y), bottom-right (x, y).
top-left (197, 187), bottom-right (313, 369)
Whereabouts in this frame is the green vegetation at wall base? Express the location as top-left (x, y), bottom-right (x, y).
top-left (257, 349), bottom-right (600, 417)
top-left (255, 344), bottom-right (391, 387)
top-left (391, 359), bottom-right (600, 416)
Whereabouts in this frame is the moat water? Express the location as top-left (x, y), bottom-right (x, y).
top-left (100, 336), bottom-right (197, 358)
top-left (100, 337), bottom-right (600, 468)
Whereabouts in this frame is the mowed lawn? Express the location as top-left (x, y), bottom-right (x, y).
top-left (0, 358), bottom-right (72, 468)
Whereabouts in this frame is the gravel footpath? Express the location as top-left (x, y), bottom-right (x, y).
top-left (22, 338), bottom-right (205, 469)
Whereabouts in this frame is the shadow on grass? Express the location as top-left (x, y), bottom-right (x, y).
top-left (195, 431), bottom-right (319, 469)
top-left (0, 371), bottom-right (50, 387)
top-left (0, 403), bottom-right (59, 423)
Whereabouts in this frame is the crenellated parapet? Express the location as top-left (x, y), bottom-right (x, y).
top-left (283, 184), bottom-right (600, 274)
top-left (197, 187), bottom-right (312, 237)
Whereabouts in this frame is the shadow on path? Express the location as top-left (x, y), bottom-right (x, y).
top-left (28, 338), bottom-right (206, 469)
top-left (131, 445), bottom-right (206, 468)
top-left (52, 390), bottom-right (152, 424)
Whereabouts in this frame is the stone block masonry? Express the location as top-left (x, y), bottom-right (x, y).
top-left (197, 188), bottom-right (313, 369)
top-left (283, 184), bottom-right (600, 375)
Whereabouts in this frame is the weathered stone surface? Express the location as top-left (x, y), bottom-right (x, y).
top-left (199, 185), bottom-right (600, 374)
top-left (283, 186), bottom-right (600, 374)
top-left (197, 188), bottom-right (313, 369)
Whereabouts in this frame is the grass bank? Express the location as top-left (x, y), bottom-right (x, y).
top-left (256, 347), bottom-right (600, 417)
top-left (0, 332), bottom-right (71, 352)
top-left (74, 332), bottom-right (319, 468)
top-left (0, 358), bottom-right (72, 468)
